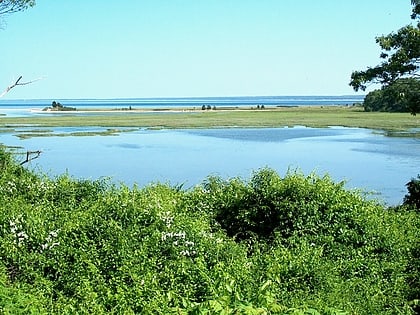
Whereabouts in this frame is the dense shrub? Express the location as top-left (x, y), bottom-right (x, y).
top-left (0, 149), bottom-right (419, 314)
top-left (404, 175), bottom-right (420, 210)
top-left (192, 168), bottom-right (371, 246)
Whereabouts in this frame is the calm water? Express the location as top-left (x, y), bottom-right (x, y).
top-left (1, 126), bottom-right (419, 206)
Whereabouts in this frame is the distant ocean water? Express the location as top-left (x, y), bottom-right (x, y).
top-left (0, 95), bottom-right (364, 110)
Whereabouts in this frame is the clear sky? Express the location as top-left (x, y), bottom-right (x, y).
top-left (0, 0), bottom-right (414, 99)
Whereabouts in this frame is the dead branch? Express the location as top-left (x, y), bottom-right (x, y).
top-left (0, 75), bottom-right (44, 98)
top-left (20, 150), bottom-right (42, 165)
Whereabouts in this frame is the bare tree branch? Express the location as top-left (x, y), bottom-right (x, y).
top-left (0, 75), bottom-right (44, 98)
top-left (20, 150), bottom-right (42, 165)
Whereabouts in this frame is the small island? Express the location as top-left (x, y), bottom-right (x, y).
top-left (43, 101), bottom-right (76, 112)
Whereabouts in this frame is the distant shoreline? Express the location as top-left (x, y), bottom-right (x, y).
top-left (25, 104), bottom-right (353, 115)
top-left (0, 95), bottom-right (365, 110)
top-left (28, 105), bottom-right (300, 113)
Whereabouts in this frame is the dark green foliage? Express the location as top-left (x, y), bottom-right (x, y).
top-left (363, 78), bottom-right (420, 114)
top-left (404, 174), bottom-right (420, 209)
top-left (0, 0), bottom-right (35, 16)
top-left (350, 23), bottom-right (420, 92)
top-left (412, 0), bottom-right (420, 20)
top-left (197, 168), bottom-right (366, 245)
top-left (0, 149), bottom-right (419, 314)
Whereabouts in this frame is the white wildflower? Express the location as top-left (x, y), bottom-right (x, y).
top-left (16, 231), bottom-right (29, 246)
top-left (40, 229), bottom-right (60, 252)
top-left (17, 231), bottom-right (28, 239)
top-left (7, 181), bottom-right (16, 194)
top-left (161, 232), bottom-right (173, 241)
top-left (49, 230), bottom-right (59, 238)
top-left (49, 242), bottom-right (60, 249)
top-left (160, 211), bottom-right (174, 228)
top-left (9, 220), bottom-right (17, 234)
top-left (9, 216), bottom-right (28, 247)
top-left (180, 249), bottom-right (197, 257)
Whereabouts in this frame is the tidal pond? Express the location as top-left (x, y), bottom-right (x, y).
top-left (1, 126), bottom-right (419, 205)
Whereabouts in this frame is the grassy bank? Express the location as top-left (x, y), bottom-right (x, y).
top-left (1, 106), bottom-right (419, 133)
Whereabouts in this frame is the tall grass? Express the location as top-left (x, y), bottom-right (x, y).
top-left (0, 148), bottom-right (419, 314)
top-left (1, 106), bottom-right (419, 132)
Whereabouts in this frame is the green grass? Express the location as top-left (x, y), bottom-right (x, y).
top-left (14, 128), bottom-right (137, 139)
top-left (1, 106), bottom-right (419, 133)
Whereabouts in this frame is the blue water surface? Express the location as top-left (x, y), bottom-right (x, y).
top-left (1, 126), bottom-right (418, 206)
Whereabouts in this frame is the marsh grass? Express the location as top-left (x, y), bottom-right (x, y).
top-left (1, 106), bottom-right (418, 134)
top-left (13, 128), bottom-right (139, 139)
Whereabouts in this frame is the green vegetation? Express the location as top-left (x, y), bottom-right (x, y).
top-left (0, 148), bottom-right (419, 314)
top-left (363, 79), bottom-right (420, 114)
top-left (350, 1), bottom-right (420, 115)
top-left (1, 107), bottom-right (419, 136)
top-left (13, 128), bottom-right (136, 140)
top-left (404, 175), bottom-right (420, 210)
top-left (42, 101), bottom-right (76, 112)
top-left (0, 0), bottom-right (35, 16)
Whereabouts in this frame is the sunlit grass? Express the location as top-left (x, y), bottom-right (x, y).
top-left (1, 106), bottom-right (419, 136)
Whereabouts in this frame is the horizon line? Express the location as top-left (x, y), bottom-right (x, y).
top-left (0, 94), bottom-right (366, 102)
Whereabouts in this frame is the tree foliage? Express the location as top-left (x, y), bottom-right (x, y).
top-left (0, 0), bottom-right (35, 16)
top-left (412, 0), bottom-right (420, 20)
top-left (404, 174), bottom-right (420, 210)
top-left (363, 78), bottom-right (420, 113)
top-left (350, 1), bottom-right (420, 115)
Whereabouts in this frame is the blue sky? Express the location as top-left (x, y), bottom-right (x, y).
top-left (0, 0), bottom-right (414, 99)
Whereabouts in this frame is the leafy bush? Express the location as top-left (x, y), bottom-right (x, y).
top-left (0, 149), bottom-right (419, 314)
top-left (404, 175), bottom-right (420, 210)
top-left (192, 168), bottom-right (370, 246)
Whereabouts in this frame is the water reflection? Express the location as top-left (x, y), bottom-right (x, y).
top-left (1, 126), bottom-right (419, 206)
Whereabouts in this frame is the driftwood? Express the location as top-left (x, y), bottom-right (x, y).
top-left (0, 76), bottom-right (44, 98)
top-left (20, 150), bottom-right (42, 165)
